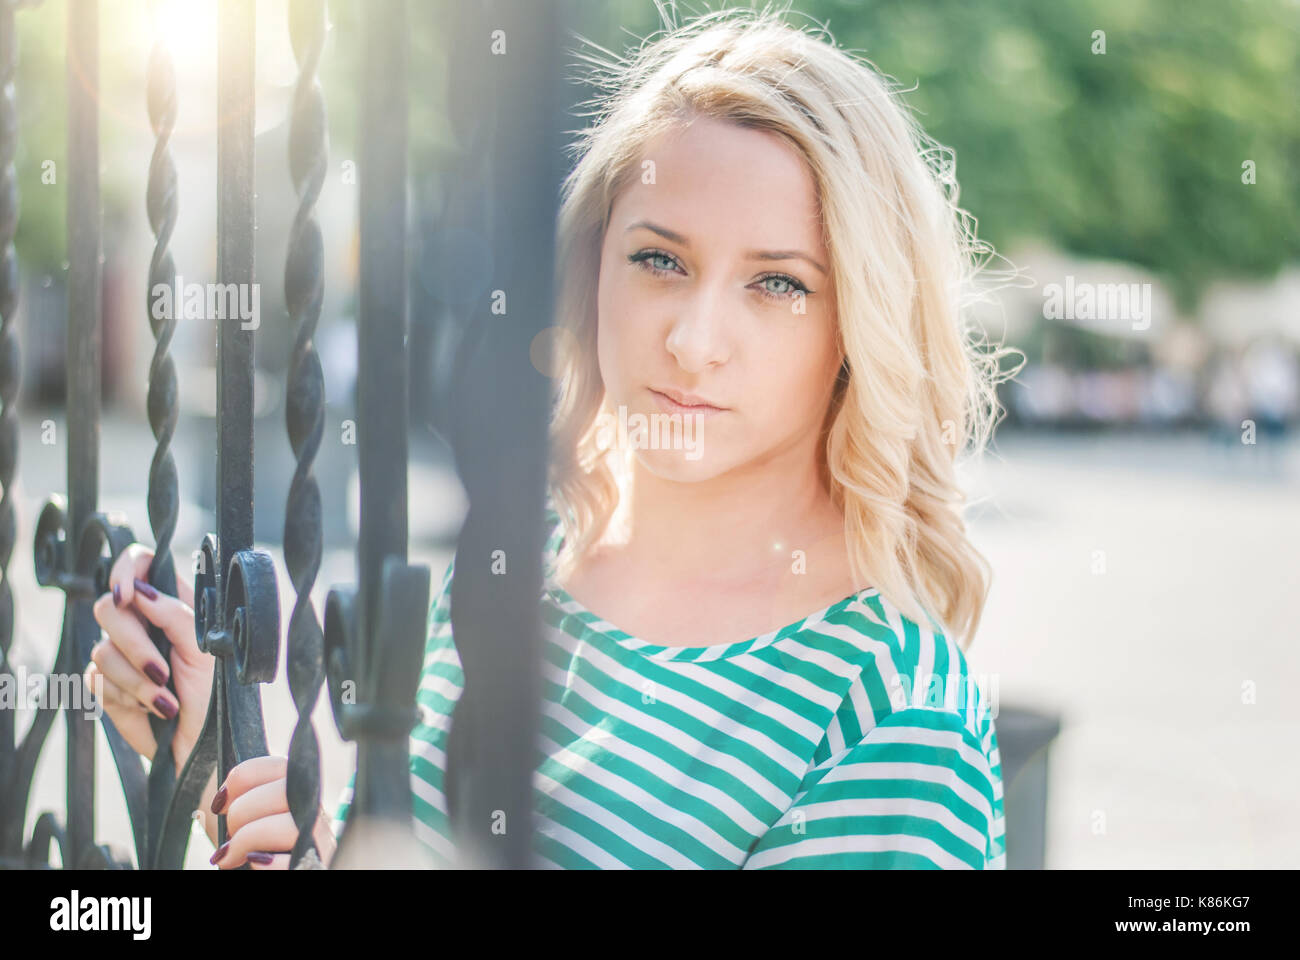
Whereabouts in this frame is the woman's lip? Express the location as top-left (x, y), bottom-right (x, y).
top-left (649, 388), bottom-right (727, 414)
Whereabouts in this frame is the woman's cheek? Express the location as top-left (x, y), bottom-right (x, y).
top-left (595, 295), bottom-right (642, 392)
top-left (595, 308), bottom-right (631, 400)
top-left (766, 356), bottom-right (831, 436)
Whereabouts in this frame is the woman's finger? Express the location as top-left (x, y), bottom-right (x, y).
top-left (83, 660), bottom-right (133, 711)
top-left (130, 584), bottom-right (203, 667)
top-left (91, 593), bottom-right (172, 689)
top-left (216, 755), bottom-right (288, 811)
top-left (245, 852), bottom-right (290, 870)
top-left (88, 637), bottom-right (178, 720)
top-left (107, 543), bottom-right (156, 610)
top-left (211, 812), bottom-right (298, 869)
top-left (107, 542), bottom-right (195, 613)
top-left (222, 777), bottom-right (289, 838)
top-left (210, 805), bottom-right (335, 870)
top-left (84, 661), bottom-right (158, 758)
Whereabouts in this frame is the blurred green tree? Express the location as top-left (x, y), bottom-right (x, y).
top-left (9, 0), bottom-right (1299, 314)
top-left (570, 0), bottom-right (1300, 310)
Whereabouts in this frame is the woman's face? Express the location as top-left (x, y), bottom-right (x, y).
top-left (595, 116), bottom-right (842, 484)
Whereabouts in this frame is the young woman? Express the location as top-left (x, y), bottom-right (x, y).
top-left (87, 7), bottom-right (1018, 869)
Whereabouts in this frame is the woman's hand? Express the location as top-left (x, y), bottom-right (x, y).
top-left (209, 756), bottom-right (338, 869)
top-left (86, 543), bottom-right (213, 771)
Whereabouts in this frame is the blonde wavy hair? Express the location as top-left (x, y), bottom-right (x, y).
top-left (547, 3), bottom-right (1023, 649)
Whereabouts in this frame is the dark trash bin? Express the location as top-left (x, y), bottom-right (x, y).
top-left (995, 705), bottom-right (1062, 870)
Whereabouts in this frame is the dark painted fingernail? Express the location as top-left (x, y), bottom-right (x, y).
top-left (134, 578), bottom-right (158, 600)
top-left (211, 785), bottom-right (227, 814)
top-left (144, 662), bottom-right (167, 686)
top-left (246, 851), bottom-right (274, 865)
top-left (113, 583), bottom-right (122, 607)
top-left (210, 842), bottom-right (229, 865)
top-left (153, 694), bottom-right (178, 719)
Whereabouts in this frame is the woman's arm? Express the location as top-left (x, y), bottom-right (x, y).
top-left (741, 706), bottom-right (1002, 869)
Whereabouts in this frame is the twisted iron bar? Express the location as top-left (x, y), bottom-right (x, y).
top-left (0, 0), bottom-right (26, 861)
top-left (141, 31), bottom-right (183, 868)
top-left (283, 0), bottom-right (328, 870)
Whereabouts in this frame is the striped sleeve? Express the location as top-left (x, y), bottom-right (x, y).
top-left (330, 775), bottom-right (351, 841)
top-left (983, 707), bottom-right (1007, 869)
top-left (741, 706), bottom-right (1001, 869)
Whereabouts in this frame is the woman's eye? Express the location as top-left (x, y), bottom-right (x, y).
top-left (754, 273), bottom-right (810, 302)
top-left (628, 251), bottom-right (811, 303)
top-left (628, 250), bottom-right (681, 276)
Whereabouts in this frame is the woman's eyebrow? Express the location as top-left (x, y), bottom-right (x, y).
top-left (626, 219), bottom-right (827, 275)
top-left (627, 219), bottom-right (690, 245)
top-left (749, 248), bottom-right (827, 275)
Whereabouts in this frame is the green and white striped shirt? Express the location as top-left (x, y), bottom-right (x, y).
top-left (332, 513), bottom-right (1006, 869)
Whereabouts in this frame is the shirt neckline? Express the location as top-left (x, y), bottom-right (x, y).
top-left (541, 580), bottom-right (882, 662)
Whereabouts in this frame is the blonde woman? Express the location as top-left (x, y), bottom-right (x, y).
top-left (88, 5), bottom-right (1018, 869)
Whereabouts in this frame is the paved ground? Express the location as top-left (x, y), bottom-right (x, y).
top-left (7, 409), bottom-right (1298, 868)
top-left (964, 429), bottom-right (1300, 868)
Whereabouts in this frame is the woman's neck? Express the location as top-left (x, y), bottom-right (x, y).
top-left (602, 433), bottom-right (844, 589)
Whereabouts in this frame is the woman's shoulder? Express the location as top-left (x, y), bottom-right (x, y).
top-left (812, 588), bottom-right (995, 749)
top-left (807, 589), bottom-right (1003, 866)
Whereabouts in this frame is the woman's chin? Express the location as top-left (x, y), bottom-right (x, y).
top-left (632, 447), bottom-right (729, 483)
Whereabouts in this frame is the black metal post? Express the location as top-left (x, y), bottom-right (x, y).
top-left (62, 0), bottom-right (101, 871)
top-left (177, 0), bottom-right (281, 870)
top-left (324, 0), bottom-right (430, 869)
top-left (441, 0), bottom-right (564, 869)
top-left (8, 0), bottom-right (145, 872)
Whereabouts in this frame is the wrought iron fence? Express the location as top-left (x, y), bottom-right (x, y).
top-left (0, 0), bottom-right (1058, 873)
top-left (0, 0), bottom-right (562, 871)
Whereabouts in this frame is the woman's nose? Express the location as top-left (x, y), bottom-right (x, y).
top-left (664, 283), bottom-right (732, 372)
